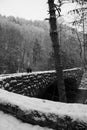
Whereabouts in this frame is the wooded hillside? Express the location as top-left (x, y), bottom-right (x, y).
top-left (0, 15), bottom-right (82, 73)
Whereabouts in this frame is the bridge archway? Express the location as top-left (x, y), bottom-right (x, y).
top-left (39, 77), bottom-right (77, 103)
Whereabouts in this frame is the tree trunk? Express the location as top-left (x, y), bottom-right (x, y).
top-left (48, 0), bottom-right (67, 102)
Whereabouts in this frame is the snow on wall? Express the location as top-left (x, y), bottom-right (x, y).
top-left (0, 89), bottom-right (87, 130)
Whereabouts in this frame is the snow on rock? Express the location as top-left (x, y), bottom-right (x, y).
top-left (0, 89), bottom-right (87, 129)
top-left (0, 111), bottom-right (52, 130)
top-left (63, 67), bottom-right (82, 72)
top-left (0, 71), bottom-right (55, 81)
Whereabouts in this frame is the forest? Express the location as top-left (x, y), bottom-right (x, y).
top-left (0, 14), bottom-right (84, 73)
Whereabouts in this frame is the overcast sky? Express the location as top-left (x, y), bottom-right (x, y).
top-left (0, 0), bottom-right (48, 20)
top-left (0, 0), bottom-right (79, 21)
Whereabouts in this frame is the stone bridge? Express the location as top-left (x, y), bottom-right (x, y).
top-left (0, 68), bottom-right (83, 102)
top-left (0, 68), bottom-right (87, 130)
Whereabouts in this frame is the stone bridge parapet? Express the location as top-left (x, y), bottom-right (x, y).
top-left (0, 68), bottom-right (83, 98)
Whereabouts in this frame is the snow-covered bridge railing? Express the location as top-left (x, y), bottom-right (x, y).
top-left (0, 68), bottom-right (83, 99)
top-left (0, 89), bottom-right (87, 130)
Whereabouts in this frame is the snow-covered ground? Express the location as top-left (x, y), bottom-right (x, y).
top-left (0, 111), bottom-right (52, 130)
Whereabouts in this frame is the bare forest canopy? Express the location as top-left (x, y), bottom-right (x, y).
top-left (0, 14), bottom-right (84, 73)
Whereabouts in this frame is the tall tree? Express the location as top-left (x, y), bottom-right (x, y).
top-left (48, 0), bottom-right (67, 102)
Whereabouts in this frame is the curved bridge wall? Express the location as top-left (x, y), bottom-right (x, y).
top-left (0, 68), bottom-right (83, 98)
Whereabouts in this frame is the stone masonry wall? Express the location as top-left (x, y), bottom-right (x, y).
top-left (0, 68), bottom-right (83, 98)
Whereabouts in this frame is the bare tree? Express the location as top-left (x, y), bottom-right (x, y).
top-left (48, 0), bottom-right (67, 102)
top-left (68, 0), bottom-right (87, 69)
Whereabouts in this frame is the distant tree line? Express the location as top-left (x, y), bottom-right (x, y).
top-left (0, 14), bottom-right (82, 73)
